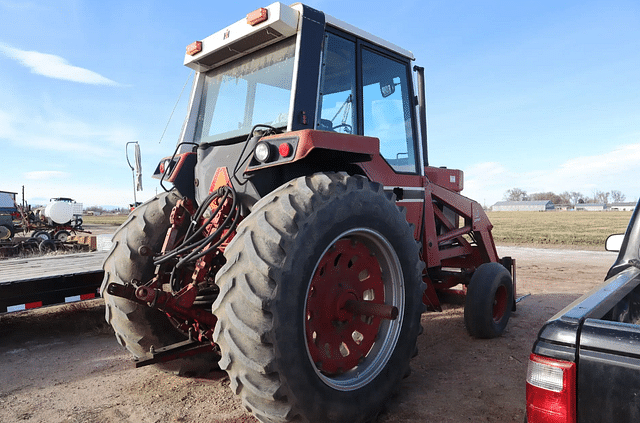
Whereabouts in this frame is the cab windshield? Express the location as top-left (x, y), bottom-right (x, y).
top-left (194, 37), bottom-right (297, 144)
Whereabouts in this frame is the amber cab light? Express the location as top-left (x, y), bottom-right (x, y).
top-left (186, 41), bottom-right (202, 56)
top-left (526, 353), bottom-right (576, 423)
top-left (247, 7), bottom-right (268, 26)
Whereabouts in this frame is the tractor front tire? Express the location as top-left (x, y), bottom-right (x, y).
top-left (464, 262), bottom-right (513, 338)
top-left (212, 173), bottom-right (425, 423)
top-left (101, 190), bottom-right (218, 375)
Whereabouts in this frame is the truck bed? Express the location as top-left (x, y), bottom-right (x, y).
top-left (533, 264), bottom-right (640, 422)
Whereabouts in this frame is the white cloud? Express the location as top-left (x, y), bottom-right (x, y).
top-left (464, 143), bottom-right (640, 206)
top-left (24, 170), bottom-right (70, 180)
top-left (0, 43), bottom-right (121, 86)
top-left (0, 1), bottom-right (42, 11)
top-left (0, 107), bottom-right (135, 159)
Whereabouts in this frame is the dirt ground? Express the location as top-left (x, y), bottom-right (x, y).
top-left (0, 244), bottom-right (617, 423)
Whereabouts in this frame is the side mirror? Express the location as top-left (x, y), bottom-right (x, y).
top-left (380, 80), bottom-right (395, 98)
top-left (380, 77), bottom-right (400, 98)
top-left (605, 234), bottom-right (625, 252)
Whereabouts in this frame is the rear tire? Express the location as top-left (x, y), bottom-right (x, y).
top-left (212, 173), bottom-right (425, 422)
top-left (464, 262), bottom-right (513, 338)
top-left (101, 190), bottom-right (218, 375)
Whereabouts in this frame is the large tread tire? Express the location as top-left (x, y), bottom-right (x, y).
top-left (212, 172), bottom-right (426, 423)
top-left (464, 262), bottom-right (514, 339)
top-left (101, 190), bottom-right (218, 375)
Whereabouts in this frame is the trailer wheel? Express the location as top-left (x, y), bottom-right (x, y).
top-left (54, 230), bottom-right (70, 242)
top-left (39, 239), bottom-right (57, 253)
top-left (101, 190), bottom-right (218, 375)
top-left (213, 173), bottom-right (425, 423)
top-left (22, 237), bottom-right (40, 253)
top-left (33, 230), bottom-right (51, 241)
top-left (464, 262), bottom-right (513, 338)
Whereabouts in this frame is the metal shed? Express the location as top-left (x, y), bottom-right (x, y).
top-left (575, 203), bottom-right (606, 211)
top-left (608, 202), bottom-right (636, 211)
top-left (492, 200), bottom-right (555, 212)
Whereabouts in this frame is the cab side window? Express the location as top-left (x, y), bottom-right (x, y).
top-left (362, 49), bottom-right (417, 173)
top-left (317, 33), bottom-right (357, 134)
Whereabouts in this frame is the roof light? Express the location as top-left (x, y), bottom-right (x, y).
top-left (186, 41), bottom-right (202, 56)
top-left (247, 7), bottom-right (268, 26)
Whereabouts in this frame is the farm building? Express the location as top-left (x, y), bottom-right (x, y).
top-left (609, 202), bottom-right (636, 211)
top-left (492, 200), bottom-right (555, 211)
top-left (575, 203), bottom-right (606, 211)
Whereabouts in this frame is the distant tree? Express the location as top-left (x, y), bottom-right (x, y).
top-left (86, 206), bottom-right (107, 213)
top-left (558, 191), bottom-right (573, 205)
top-left (504, 188), bottom-right (528, 201)
top-left (611, 190), bottom-right (626, 203)
top-left (530, 192), bottom-right (563, 204)
top-left (593, 190), bottom-right (610, 204)
top-left (569, 192), bottom-right (583, 205)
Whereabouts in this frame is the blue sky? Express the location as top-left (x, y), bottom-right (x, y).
top-left (1, 0), bottom-right (639, 208)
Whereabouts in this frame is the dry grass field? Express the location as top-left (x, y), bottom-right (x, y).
top-left (487, 210), bottom-right (633, 248)
top-left (82, 214), bottom-right (128, 226)
top-left (81, 210), bottom-right (635, 249)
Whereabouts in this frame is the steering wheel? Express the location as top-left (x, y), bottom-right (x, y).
top-left (332, 123), bottom-right (353, 134)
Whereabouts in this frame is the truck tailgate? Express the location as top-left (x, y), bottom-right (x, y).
top-left (578, 318), bottom-right (640, 421)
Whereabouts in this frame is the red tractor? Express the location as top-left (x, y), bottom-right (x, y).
top-left (102, 3), bottom-right (515, 422)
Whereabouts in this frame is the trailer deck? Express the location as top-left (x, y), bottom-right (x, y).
top-left (0, 251), bottom-right (107, 313)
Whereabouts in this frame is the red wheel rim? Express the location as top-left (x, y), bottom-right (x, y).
top-left (305, 238), bottom-right (386, 375)
top-left (492, 284), bottom-right (508, 322)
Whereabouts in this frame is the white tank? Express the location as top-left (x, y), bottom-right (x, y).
top-left (44, 198), bottom-right (82, 225)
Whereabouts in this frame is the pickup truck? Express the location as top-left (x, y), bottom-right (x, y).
top-left (526, 204), bottom-right (640, 423)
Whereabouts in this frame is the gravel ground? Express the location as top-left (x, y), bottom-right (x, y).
top-left (0, 245), bottom-right (618, 422)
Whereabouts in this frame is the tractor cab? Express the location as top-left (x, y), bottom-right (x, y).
top-left (175, 2), bottom-right (427, 190)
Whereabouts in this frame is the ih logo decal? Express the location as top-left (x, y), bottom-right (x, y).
top-left (209, 167), bottom-right (232, 193)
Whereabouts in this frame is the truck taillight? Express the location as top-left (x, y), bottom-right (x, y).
top-left (526, 353), bottom-right (576, 423)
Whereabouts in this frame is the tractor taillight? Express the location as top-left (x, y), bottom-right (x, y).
top-left (247, 7), bottom-right (268, 26)
top-left (526, 353), bottom-right (576, 423)
top-left (278, 142), bottom-right (292, 157)
top-left (159, 159), bottom-right (172, 175)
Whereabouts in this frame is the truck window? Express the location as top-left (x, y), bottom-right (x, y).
top-left (317, 33), bottom-right (357, 134)
top-left (362, 48), bottom-right (417, 174)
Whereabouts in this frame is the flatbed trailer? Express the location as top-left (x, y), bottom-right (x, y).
top-left (0, 251), bottom-right (106, 313)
